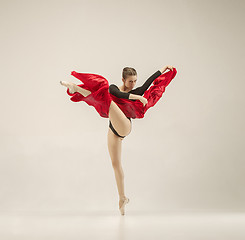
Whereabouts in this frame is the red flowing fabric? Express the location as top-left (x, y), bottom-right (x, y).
top-left (66, 68), bottom-right (177, 119)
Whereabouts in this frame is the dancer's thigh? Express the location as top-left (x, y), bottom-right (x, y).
top-left (107, 128), bottom-right (122, 167)
top-left (108, 101), bottom-right (131, 136)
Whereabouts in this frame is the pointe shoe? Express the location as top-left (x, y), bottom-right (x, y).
top-left (60, 81), bottom-right (76, 94)
top-left (119, 197), bottom-right (130, 216)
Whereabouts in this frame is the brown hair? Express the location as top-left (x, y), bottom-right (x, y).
top-left (122, 67), bottom-right (137, 80)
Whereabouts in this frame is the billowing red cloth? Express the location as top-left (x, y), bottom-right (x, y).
top-left (66, 68), bottom-right (177, 119)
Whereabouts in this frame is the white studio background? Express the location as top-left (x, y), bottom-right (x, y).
top-left (0, 0), bottom-right (244, 214)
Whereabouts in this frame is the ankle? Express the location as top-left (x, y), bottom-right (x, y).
top-left (119, 196), bottom-right (127, 200)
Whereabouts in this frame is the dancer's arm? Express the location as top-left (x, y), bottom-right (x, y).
top-left (130, 70), bottom-right (162, 96)
top-left (109, 84), bottom-right (142, 101)
top-left (109, 84), bottom-right (130, 99)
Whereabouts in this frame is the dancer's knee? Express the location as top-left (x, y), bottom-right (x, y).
top-left (111, 159), bottom-right (122, 169)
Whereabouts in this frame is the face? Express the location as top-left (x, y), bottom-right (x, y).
top-left (123, 75), bottom-right (137, 90)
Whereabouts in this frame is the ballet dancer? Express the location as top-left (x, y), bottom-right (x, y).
top-left (60, 65), bottom-right (177, 215)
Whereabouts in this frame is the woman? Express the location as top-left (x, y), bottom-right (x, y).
top-left (60, 65), bottom-right (177, 215)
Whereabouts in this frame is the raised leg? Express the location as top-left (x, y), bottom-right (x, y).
top-left (60, 81), bottom-right (91, 97)
top-left (75, 85), bottom-right (91, 97)
top-left (108, 101), bottom-right (131, 137)
top-left (60, 81), bottom-right (131, 136)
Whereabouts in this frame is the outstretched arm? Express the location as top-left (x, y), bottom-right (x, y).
top-left (130, 70), bottom-right (162, 96)
top-left (130, 65), bottom-right (174, 96)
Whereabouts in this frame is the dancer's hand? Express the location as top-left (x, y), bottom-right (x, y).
top-left (160, 65), bottom-right (174, 73)
top-left (165, 65), bottom-right (174, 71)
top-left (139, 96), bottom-right (148, 107)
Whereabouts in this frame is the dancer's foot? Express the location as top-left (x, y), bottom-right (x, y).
top-left (119, 196), bottom-right (130, 215)
top-left (60, 81), bottom-right (77, 94)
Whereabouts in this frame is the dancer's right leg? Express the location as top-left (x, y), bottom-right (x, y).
top-left (107, 127), bottom-right (129, 214)
top-left (107, 100), bottom-right (131, 215)
top-left (107, 127), bottom-right (125, 199)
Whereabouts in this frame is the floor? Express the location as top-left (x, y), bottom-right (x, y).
top-left (0, 211), bottom-right (244, 240)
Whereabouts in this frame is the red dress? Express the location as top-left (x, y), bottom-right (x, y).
top-left (66, 68), bottom-right (177, 119)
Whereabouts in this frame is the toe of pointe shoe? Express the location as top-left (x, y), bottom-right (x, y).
top-left (119, 207), bottom-right (125, 216)
top-left (119, 198), bottom-right (129, 215)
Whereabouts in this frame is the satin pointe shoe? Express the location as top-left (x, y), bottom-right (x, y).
top-left (119, 197), bottom-right (130, 216)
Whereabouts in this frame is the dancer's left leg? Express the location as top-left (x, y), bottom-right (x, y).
top-left (60, 81), bottom-right (91, 97)
top-left (108, 101), bottom-right (131, 137)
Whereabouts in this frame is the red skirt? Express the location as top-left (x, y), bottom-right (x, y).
top-left (66, 68), bottom-right (177, 119)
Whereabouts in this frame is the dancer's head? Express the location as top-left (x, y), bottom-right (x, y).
top-left (122, 67), bottom-right (137, 90)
